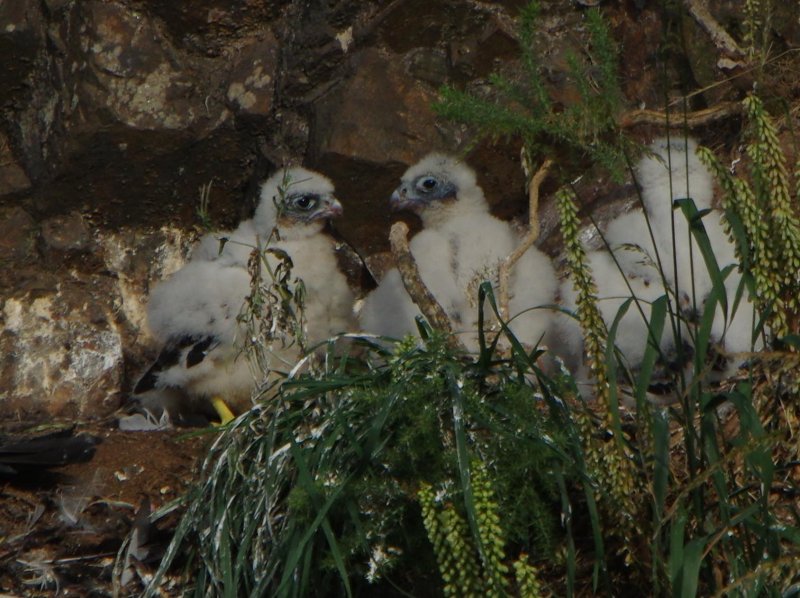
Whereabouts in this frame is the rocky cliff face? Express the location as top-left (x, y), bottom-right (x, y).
top-left (1, 0), bottom-right (797, 417)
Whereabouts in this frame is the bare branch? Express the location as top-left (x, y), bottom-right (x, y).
top-left (619, 101), bottom-right (742, 129)
top-left (389, 222), bottom-right (466, 351)
top-left (498, 158), bottom-right (553, 320)
top-left (683, 0), bottom-right (746, 61)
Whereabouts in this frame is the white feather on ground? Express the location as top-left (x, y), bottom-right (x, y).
top-left (359, 153), bottom-right (558, 352)
top-left (133, 167), bottom-right (355, 421)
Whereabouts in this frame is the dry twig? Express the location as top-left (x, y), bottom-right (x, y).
top-left (619, 101), bottom-right (742, 129)
top-left (683, 0), bottom-right (746, 61)
top-left (498, 158), bottom-right (553, 320)
top-left (389, 222), bottom-right (466, 351)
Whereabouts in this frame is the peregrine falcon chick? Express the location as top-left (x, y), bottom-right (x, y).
top-left (359, 153), bottom-right (558, 352)
top-left (559, 137), bottom-right (762, 395)
top-left (636, 138), bottom-right (760, 363)
top-left (134, 167), bottom-right (355, 424)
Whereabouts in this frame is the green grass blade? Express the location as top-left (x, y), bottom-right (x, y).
top-left (636, 294), bottom-right (668, 407)
top-left (680, 536), bottom-right (707, 598)
top-left (652, 407), bottom-right (670, 522)
top-left (669, 507), bottom-right (687, 592)
top-left (675, 198), bottom-right (728, 316)
top-left (445, 366), bottom-right (485, 564)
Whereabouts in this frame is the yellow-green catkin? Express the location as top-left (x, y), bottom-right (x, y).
top-left (419, 483), bottom-right (483, 597)
top-left (745, 94), bottom-right (800, 329)
top-left (555, 186), bottom-right (610, 407)
top-left (698, 94), bottom-right (800, 338)
top-left (513, 555), bottom-right (545, 597)
top-left (743, 0), bottom-right (763, 59)
top-left (471, 462), bottom-right (509, 597)
top-left (698, 146), bottom-right (780, 332)
top-left (555, 185), bottom-right (643, 562)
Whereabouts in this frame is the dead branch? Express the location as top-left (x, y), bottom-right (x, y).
top-left (389, 222), bottom-right (466, 351)
top-left (619, 101), bottom-right (742, 129)
top-left (683, 0), bottom-right (746, 61)
top-left (498, 158), bottom-right (553, 321)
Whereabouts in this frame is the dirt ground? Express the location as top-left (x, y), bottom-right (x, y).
top-left (0, 419), bottom-right (210, 596)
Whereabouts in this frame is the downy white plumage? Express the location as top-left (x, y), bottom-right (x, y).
top-left (359, 153), bottom-right (558, 352)
top-left (559, 137), bottom-right (760, 390)
top-left (134, 167), bottom-right (355, 422)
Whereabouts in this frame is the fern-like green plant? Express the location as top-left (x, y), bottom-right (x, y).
top-left (435, 2), bottom-right (634, 181)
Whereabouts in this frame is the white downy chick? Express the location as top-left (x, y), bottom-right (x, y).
top-left (560, 137), bottom-right (762, 394)
top-left (359, 153), bottom-right (557, 352)
top-left (637, 138), bottom-right (761, 363)
top-left (134, 167), bottom-right (354, 422)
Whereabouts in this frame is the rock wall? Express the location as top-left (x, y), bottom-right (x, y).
top-left (1, 0), bottom-right (796, 417)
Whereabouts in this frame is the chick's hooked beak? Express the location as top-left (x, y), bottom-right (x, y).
top-left (321, 195), bottom-right (343, 219)
top-left (390, 185), bottom-right (417, 212)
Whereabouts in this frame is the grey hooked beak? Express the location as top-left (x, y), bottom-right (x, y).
top-left (390, 185), bottom-right (416, 211)
top-left (325, 197), bottom-right (343, 218)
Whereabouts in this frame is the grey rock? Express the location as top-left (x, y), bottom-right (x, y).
top-left (0, 280), bottom-right (124, 418)
top-left (404, 47), bottom-right (449, 86)
top-left (78, 1), bottom-right (229, 131)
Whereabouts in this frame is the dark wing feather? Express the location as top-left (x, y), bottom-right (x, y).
top-left (134, 335), bottom-right (220, 394)
top-left (0, 428), bottom-right (99, 475)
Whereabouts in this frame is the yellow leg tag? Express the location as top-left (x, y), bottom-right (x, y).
top-left (211, 396), bottom-right (236, 425)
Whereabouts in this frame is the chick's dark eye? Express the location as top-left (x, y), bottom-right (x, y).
top-left (293, 195), bottom-right (317, 210)
top-left (418, 177), bottom-right (438, 192)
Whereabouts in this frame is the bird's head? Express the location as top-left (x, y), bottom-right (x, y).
top-left (390, 153), bottom-right (485, 227)
top-left (254, 167), bottom-right (342, 239)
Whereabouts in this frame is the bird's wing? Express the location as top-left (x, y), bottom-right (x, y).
top-left (443, 214), bottom-right (514, 288)
top-left (408, 229), bottom-right (466, 325)
top-left (133, 334), bottom-right (221, 394)
top-left (0, 428), bottom-right (98, 475)
top-left (191, 220), bottom-right (258, 267)
top-left (325, 221), bottom-right (378, 293)
top-left (506, 246), bottom-right (558, 347)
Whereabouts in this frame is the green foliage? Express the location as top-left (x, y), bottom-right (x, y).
top-left (433, 0), bottom-right (800, 590)
top-left (141, 325), bottom-right (575, 596)
top-left (555, 185), bottom-right (645, 563)
top-left (698, 94), bottom-right (800, 338)
top-left (419, 460), bottom-right (547, 598)
top-left (434, 2), bottom-right (634, 181)
top-left (552, 128), bottom-right (800, 594)
top-left (236, 170), bottom-right (312, 386)
top-left (135, 0), bottom-right (800, 591)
